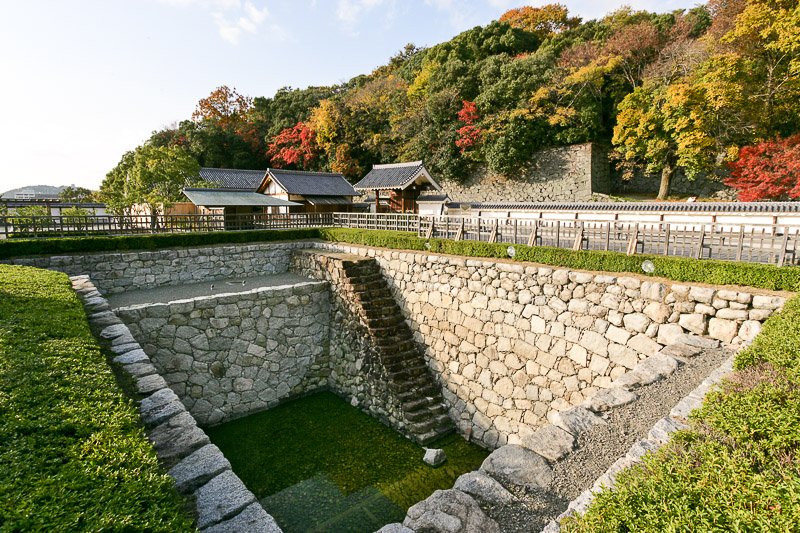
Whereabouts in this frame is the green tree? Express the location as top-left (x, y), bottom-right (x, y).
top-left (59, 185), bottom-right (95, 203)
top-left (612, 80), bottom-right (716, 199)
top-left (101, 145), bottom-right (200, 222)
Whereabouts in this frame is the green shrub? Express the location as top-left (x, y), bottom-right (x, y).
top-left (0, 228), bottom-right (321, 259)
top-left (0, 265), bottom-right (194, 531)
top-left (323, 228), bottom-right (800, 292)
top-left (4, 227), bottom-right (800, 292)
top-left (562, 297), bottom-right (800, 532)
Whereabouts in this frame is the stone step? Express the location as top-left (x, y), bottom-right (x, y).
top-left (365, 316), bottom-right (406, 329)
top-left (387, 366), bottom-right (430, 382)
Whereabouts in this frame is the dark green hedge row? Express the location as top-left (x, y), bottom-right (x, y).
top-left (563, 297), bottom-right (800, 531)
top-left (0, 228), bottom-right (320, 259)
top-left (321, 228), bottom-right (800, 292)
top-left (0, 265), bottom-right (194, 531)
top-left (3, 227), bottom-right (800, 291)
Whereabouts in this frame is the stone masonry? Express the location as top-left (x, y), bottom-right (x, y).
top-left (441, 143), bottom-right (610, 203)
top-left (312, 243), bottom-right (785, 449)
top-left (291, 250), bottom-right (453, 445)
top-left (5, 242), bottom-right (303, 294)
top-left (117, 282), bottom-right (330, 425)
top-left (70, 275), bottom-right (281, 532)
top-left (17, 241), bottom-right (785, 451)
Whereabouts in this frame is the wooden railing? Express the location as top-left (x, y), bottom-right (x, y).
top-left (1, 212), bottom-right (798, 265)
top-left (0, 213), bottom-right (335, 239)
top-left (415, 215), bottom-right (800, 266)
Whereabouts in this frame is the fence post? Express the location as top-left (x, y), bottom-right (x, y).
top-left (626, 223), bottom-right (639, 256)
top-left (695, 228), bottom-right (706, 260)
top-left (528, 220), bottom-right (538, 247)
top-left (572, 222), bottom-right (584, 251)
top-left (778, 229), bottom-right (790, 266)
top-left (663, 222), bottom-right (671, 256)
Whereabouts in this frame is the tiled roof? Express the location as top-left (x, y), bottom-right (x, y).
top-left (353, 161), bottom-right (442, 192)
top-left (267, 169), bottom-right (358, 197)
top-left (417, 193), bottom-right (449, 203)
top-left (304, 195), bottom-right (354, 205)
top-left (353, 161), bottom-right (429, 191)
top-left (182, 188), bottom-right (300, 207)
top-left (198, 168), bottom-right (266, 190)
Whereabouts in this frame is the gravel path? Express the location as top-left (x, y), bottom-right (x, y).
top-left (483, 347), bottom-right (731, 533)
top-left (107, 273), bottom-right (313, 308)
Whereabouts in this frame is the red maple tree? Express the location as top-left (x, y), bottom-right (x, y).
top-left (455, 100), bottom-right (482, 154)
top-left (266, 122), bottom-right (319, 168)
top-left (724, 135), bottom-right (800, 201)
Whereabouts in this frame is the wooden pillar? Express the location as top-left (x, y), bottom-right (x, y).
top-left (374, 190), bottom-right (379, 214)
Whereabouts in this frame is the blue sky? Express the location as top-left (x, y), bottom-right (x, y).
top-left (0, 0), bottom-right (699, 192)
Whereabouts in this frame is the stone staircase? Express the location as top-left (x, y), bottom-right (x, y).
top-left (292, 250), bottom-right (453, 445)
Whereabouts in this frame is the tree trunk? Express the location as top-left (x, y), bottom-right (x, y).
top-left (657, 158), bottom-right (675, 200)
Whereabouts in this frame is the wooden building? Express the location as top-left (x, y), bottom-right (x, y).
top-left (191, 167), bottom-right (359, 214)
top-left (353, 161), bottom-right (442, 214)
top-left (259, 168), bottom-right (359, 213)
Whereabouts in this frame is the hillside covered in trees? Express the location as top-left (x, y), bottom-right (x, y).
top-left (103, 0), bottom-right (799, 209)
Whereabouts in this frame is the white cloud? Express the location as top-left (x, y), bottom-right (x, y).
top-left (336, 0), bottom-right (393, 27)
top-left (160, 0), bottom-right (271, 44)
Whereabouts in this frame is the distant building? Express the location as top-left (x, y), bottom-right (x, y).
top-left (189, 167), bottom-right (359, 215)
top-left (1, 185), bottom-right (65, 201)
top-left (181, 168), bottom-right (298, 220)
top-left (353, 161), bottom-right (442, 214)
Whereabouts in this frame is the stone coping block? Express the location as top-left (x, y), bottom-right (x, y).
top-left (168, 444), bottom-right (232, 495)
top-left (202, 503), bottom-right (281, 533)
top-left (113, 349), bottom-right (150, 365)
top-left (73, 276), bottom-right (284, 533)
top-left (148, 411), bottom-right (210, 469)
top-left (453, 471), bottom-right (518, 505)
top-left (480, 444), bottom-right (554, 491)
top-left (548, 407), bottom-right (606, 437)
top-left (583, 387), bottom-right (637, 413)
top-left (404, 489), bottom-right (500, 533)
top-left (194, 470), bottom-right (257, 530)
top-left (520, 424), bottom-right (575, 462)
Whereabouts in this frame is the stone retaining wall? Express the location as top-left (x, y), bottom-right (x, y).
top-left (441, 143), bottom-right (610, 203)
top-left (315, 243), bottom-right (785, 449)
top-left (5, 242), bottom-right (301, 294)
top-left (117, 281), bottom-right (330, 425)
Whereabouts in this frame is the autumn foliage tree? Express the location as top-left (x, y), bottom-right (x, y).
top-left (724, 135), bottom-right (800, 201)
top-left (266, 122), bottom-right (319, 168)
top-left (499, 4), bottom-right (580, 39)
top-left (455, 100), bottom-right (482, 154)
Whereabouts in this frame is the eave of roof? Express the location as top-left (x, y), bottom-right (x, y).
top-left (353, 161), bottom-right (441, 192)
top-left (182, 188), bottom-right (300, 207)
top-left (263, 169), bottom-right (359, 197)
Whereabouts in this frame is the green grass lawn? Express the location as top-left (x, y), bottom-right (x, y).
top-left (206, 391), bottom-right (488, 532)
top-left (0, 264), bottom-right (193, 532)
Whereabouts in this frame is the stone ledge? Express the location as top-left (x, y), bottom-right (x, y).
top-left (71, 276), bottom-right (282, 533)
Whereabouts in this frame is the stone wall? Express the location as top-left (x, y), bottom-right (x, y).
top-left (315, 243), bottom-right (785, 449)
top-left (5, 242), bottom-right (300, 294)
top-left (290, 250), bottom-right (453, 444)
top-left (612, 169), bottom-right (737, 200)
top-left (441, 143), bottom-right (609, 204)
top-left (117, 281), bottom-right (330, 425)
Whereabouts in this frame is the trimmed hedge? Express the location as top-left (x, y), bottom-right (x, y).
top-left (0, 265), bottom-right (194, 531)
top-left (562, 298), bottom-right (800, 531)
top-left (321, 228), bottom-right (800, 292)
top-left (3, 227), bottom-right (800, 292)
top-left (0, 228), bottom-right (321, 259)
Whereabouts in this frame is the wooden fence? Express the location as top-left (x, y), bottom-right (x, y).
top-left (1, 212), bottom-right (798, 266)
